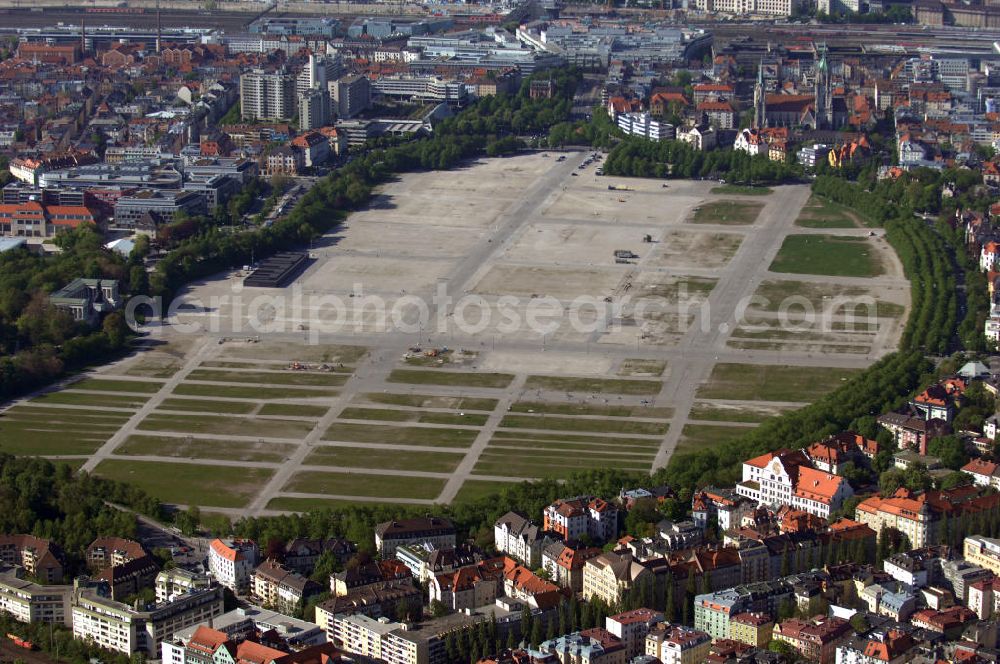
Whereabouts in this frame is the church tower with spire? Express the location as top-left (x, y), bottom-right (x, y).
top-left (814, 46), bottom-right (833, 129)
top-left (753, 61), bottom-right (766, 130)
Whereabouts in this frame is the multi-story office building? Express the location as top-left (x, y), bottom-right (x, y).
top-left (113, 190), bottom-right (207, 228)
top-left (39, 162), bottom-right (183, 191)
top-left (71, 586), bottom-right (225, 657)
top-left (0, 564), bottom-right (73, 626)
top-left (371, 76), bottom-right (468, 105)
top-left (299, 88), bottom-right (331, 131)
top-left (330, 75), bottom-right (372, 120)
top-left (241, 69), bottom-right (296, 122)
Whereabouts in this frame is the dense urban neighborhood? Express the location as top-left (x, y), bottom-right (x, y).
top-left (4, 0), bottom-right (1000, 663)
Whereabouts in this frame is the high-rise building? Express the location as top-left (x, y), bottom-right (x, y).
top-left (299, 88), bottom-right (332, 130)
top-left (240, 69), bottom-right (295, 121)
top-left (296, 54), bottom-right (343, 97)
top-left (330, 74), bottom-right (372, 120)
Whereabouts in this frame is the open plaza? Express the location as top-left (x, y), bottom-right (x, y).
top-left (0, 152), bottom-right (910, 516)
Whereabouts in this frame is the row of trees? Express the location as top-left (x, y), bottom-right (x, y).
top-left (600, 136), bottom-right (802, 184)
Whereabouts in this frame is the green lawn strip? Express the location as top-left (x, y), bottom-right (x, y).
top-left (509, 401), bottom-right (672, 418)
top-left (418, 413), bottom-right (489, 426)
top-left (94, 459), bottom-right (272, 508)
top-left (523, 375), bottom-right (661, 395)
top-left (338, 407), bottom-right (490, 425)
top-left (2, 406), bottom-right (132, 423)
top-left (726, 340), bottom-right (871, 354)
top-left (795, 196), bottom-right (856, 227)
top-left (617, 359), bottom-right (668, 377)
top-left (259, 403), bottom-right (330, 417)
top-left (688, 403), bottom-right (790, 424)
top-left (323, 422), bottom-right (477, 448)
top-left (795, 196), bottom-right (875, 228)
top-left (267, 496), bottom-right (381, 511)
top-left (478, 449), bottom-right (651, 464)
top-left (339, 407), bottom-right (414, 422)
top-left (691, 200), bottom-right (764, 225)
top-left (829, 320), bottom-right (879, 332)
top-left (710, 185), bottom-right (772, 195)
top-left (70, 378), bottom-right (164, 393)
top-left (473, 455), bottom-right (649, 478)
top-left (492, 430), bottom-right (659, 445)
top-left (499, 414), bottom-right (667, 435)
top-left (173, 383), bottom-right (338, 399)
top-left (159, 398), bottom-right (257, 414)
top-left (751, 280), bottom-right (904, 317)
top-left (120, 359), bottom-right (183, 379)
top-left (137, 413), bottom-right (315, 439)
top-left (675, 424), bottom-right (755, 455)
top-left (283, 471), bottom-right (445, 500)
top-left (0, 426), bottom-right (105, 455)
top-left (731, 326), bottom-right (874, 341)
top-left (305, 447), bottom-right (465, 473)
top-left (115, 434), bottom-right (293, 463)
top-left (387, 369), bottom-right (514, 388)
top-left (770, 235), bottom-right (883, 277)
top-left (360, 393), bottom-right (498, 411)
top-left (30, 391), bottom-right (148, 408)
top-left (0, 417), bottom-right (121, 434)
top-left (453, 480), bottom-right (523, 503)
top-left (488, 438), bottom-right (658, 454)
top-left (187, 369), bottom-right (348, 387)
top-left (696, 363), bottom-right (860, 402)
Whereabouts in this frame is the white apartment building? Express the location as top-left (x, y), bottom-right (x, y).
top-left (617, 112), bottom-right (675, 141)
top-left (208, 539), bottom-right (259, 594)
top-left (736, 450), bottom-right (852, 519)
top-left (72, 586), bottom-right (224, 657)
top-left (331, 614), bottom-right (423, 664)
top-left (0, 564), bottom-right (73, 626)
top-left (494, 512), bottom-right (543, 568)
